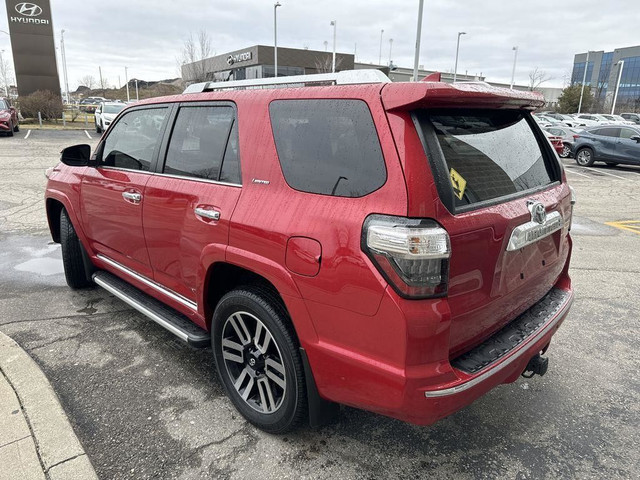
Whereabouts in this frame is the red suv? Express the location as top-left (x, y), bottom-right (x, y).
top-left (45, 71), bottom-right (575, 433)
top-left (0, 97), bottom-right (19, 136)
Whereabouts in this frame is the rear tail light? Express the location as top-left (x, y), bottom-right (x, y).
top-left (362, 215), bottom-right (451, 299)
top-left (573, 135), bottom-right (580, 140)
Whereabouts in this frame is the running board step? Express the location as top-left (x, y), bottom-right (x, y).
top-left (92, 271), bottom-right (210, 348)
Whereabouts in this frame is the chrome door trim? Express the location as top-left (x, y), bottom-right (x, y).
top-left (96, 254), bottom-right (198, 311)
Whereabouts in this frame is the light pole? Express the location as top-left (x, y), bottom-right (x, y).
top-left (378, 29), bottom-right (384, 65)
top-left (60, 29), bottom-right (70, 103)
top-left (510, 46), bottom-right (518, 89)
top-left (388, 38), bottom-right (393, 66)
top-left (274, 2), bottom-right (281, 78)
top-left (330, 20), bottom-right (337, 73)
top-left (413, 0), bottom-right (425, 81)
top-left (577, 51), bottom-right (592, 114)
top-left (611, 60), bottom-right (625, 115)
top-left (125, 66), bottom-right (130, 102)
top-left (453, 31), bottom-right (466, 83)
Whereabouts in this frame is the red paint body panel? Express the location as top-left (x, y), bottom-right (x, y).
top-left (44, 79), bottom-right (575, 427)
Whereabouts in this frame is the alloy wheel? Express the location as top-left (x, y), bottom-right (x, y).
top-left (221, 311), bottom-right (287, 414)
top-left (576, 150), bottom-right (591, 166)
top-left (560, 145), bottom-right (571, 158)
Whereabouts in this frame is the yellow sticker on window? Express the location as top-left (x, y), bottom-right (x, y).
top-left (449, 168), bottom-right (467, 200)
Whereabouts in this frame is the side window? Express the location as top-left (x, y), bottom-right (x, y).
top-left (599, 127), bottom-right (620, 138)
top-left (620, 128), bottom-right (638, 139)
top-left (102, 108), bottom-right (168, 171)
top-left (164, 106), bottom-right (239, 183)
top-left (269, 99), bottom-right (386, 197)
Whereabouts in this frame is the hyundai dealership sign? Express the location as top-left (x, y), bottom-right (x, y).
top-left (5, 0), bottom-right (61, 96)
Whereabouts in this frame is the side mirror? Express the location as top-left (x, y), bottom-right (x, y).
top-left (60, 144), bottom-right (91, 166)
top-left (630, 135), bottom-right (640, 143)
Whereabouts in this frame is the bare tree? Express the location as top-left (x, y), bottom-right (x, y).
top-left (528, 67), bottom-right (553, 91)
top-left (179, 30), bottom-right (213, 83)
top-left (314, 55), bottom-right (343, 74)
top-left (78, 75), bottom-right (96, 89)
top-left (0, 53), bottom-right (14, 95)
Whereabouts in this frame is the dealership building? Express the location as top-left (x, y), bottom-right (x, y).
top-left (571, 45), bottom-right (640, 111)
top-left (181, 44), bottom-right (483, 84)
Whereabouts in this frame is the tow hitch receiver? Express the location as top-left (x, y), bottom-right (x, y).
top-left (521, 354), bottom-right (549, 378)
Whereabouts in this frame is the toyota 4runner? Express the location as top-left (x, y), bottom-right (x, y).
top-left (45, 70), bottom-right (575, 433)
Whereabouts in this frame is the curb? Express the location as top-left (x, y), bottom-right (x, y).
top-left (0, 331), bottom-right (98, 480)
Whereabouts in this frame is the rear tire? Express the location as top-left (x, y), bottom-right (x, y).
top-left (560, 143), bottom-right (571, 158)
top-left (575, 148), bottom-right (595, 167)
top-left (7, 122), bottom-right (14, 137)
top-left (60, 209), bottom-right (93, 289)
top-left (95, 122), bottom-right (102, 134)
top-left (13, 122), bottom-right (19, 132)
top-left (212, 287), bottom-right (307, 433)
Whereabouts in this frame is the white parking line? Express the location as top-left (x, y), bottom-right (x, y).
top-left (591, 169), bottom-right (629, 180)
top-left (84, 130), bottom-right (92, 139)
top-left (24, 129), bottom-right (31, 139)
top-left (565, 168), bottom-right (591, 178)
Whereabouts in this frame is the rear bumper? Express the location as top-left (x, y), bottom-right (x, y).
top-left (306, 278), bottom-right (574, 426)
top-left (401, 285), bottom-right (573, 425)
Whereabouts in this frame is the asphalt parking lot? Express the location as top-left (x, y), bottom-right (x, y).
top-left (1, 130), bottom-right (639, 479)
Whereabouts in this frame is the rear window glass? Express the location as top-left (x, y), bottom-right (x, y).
top-left (415, 109), bottom-right (556, 209)
top-left (269, 99), bottom-right (386, 197)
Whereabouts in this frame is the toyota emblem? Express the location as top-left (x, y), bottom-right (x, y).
top-left (528, 201), bottom-right (547, 225)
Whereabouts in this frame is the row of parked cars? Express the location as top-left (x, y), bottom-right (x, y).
top-left (535, 112), bottom-right (640, 167)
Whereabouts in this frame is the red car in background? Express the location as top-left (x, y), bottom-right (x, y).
top-left (544, 130), bottom-right (564, 156)
top-left (0, 97), bottom-right (19, 136)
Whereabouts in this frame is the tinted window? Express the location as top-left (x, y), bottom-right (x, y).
top-left (620, 128), bottom-right (639, 139)
top-left (415, 110), bottom-right (556, 208)
top-left (597, 127), bottom-right (620, 137)
top-left (270, 99), bottom-right (386, 197)
top-left (165, 106), bottom-right (238, 182)
top-left (102, 108), bottom-right (168, 171)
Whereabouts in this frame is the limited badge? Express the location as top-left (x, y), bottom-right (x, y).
top-left (449, 168), bottom-right (467, 200)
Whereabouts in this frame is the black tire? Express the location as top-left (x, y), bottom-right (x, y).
top-left (560, 143), bottom-right (571, 158)
top-left (60, 209), bottom-right (93, 289)
top-left (605, 162), bottom-right (619, 167)
top-left (95, 122), bottom-right (102, 134)
top-left (13, 122), bottom-right (19, 132)
top-left (7, 122), bottom-right (14, 137)
top-left (212, 287), bottom-right (307, 433)
top-left (575, 147), bottom-right (595, 167)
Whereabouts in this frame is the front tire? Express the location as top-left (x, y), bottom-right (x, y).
top-left (13, 122), bottom-right (19, 132)
top-left (212, 287), bottom-right (307, 433)
top-left (60, 209), bottom-right (93, 289)
top-left (575, 147), bottom-right (595, 167)
top-left (7, 122), bottom-right (14, 137)
top-left (95, 122), bottom-right (102, 134)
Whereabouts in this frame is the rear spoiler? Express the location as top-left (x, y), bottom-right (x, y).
top-left (381, 81), bottom-right (545, 111)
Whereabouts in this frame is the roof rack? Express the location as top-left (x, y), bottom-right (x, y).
top-left (183, 69), bottom-right (391, 94)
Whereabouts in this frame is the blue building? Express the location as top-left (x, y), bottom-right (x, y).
top-left (571, 46), bottom-right (640, 112)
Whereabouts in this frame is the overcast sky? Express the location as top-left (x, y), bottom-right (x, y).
top-left (1, 0), bottom-right (638, 90)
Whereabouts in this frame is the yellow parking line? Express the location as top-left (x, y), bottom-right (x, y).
top-left (606, 221), bottom-right (640, 235)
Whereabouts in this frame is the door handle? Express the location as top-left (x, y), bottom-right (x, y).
top-left (194, 207), bottom-right (220, 221)
top-left (122, 191), bottom-right (142, 204)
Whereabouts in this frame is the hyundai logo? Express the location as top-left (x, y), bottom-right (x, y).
top-left (15, 2), bottom-right (42, 16)
top-left (527, 201), bottom-right (547, 225)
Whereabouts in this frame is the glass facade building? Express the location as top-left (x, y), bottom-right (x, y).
top-left (572, 46), bottom-right (640, 112)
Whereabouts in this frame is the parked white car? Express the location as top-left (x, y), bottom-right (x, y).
top-left (573, 114), bottom-right (603, 126)
top-left (600, 114), bottom-right (635, 125)
top-left (95, 102), bottom-right (126, 133)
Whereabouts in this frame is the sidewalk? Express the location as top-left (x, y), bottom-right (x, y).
top-left (0, 331), bottom-right (98, 480)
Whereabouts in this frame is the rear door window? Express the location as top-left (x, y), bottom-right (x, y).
top-left (415, 109), bottom-right (559, 211)
top-left (595, 127), bottom-right (620, 137)
top-left (164, 106), bottom-right (239, 183)
top-left (269, 99), bottom-right (386, 197)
